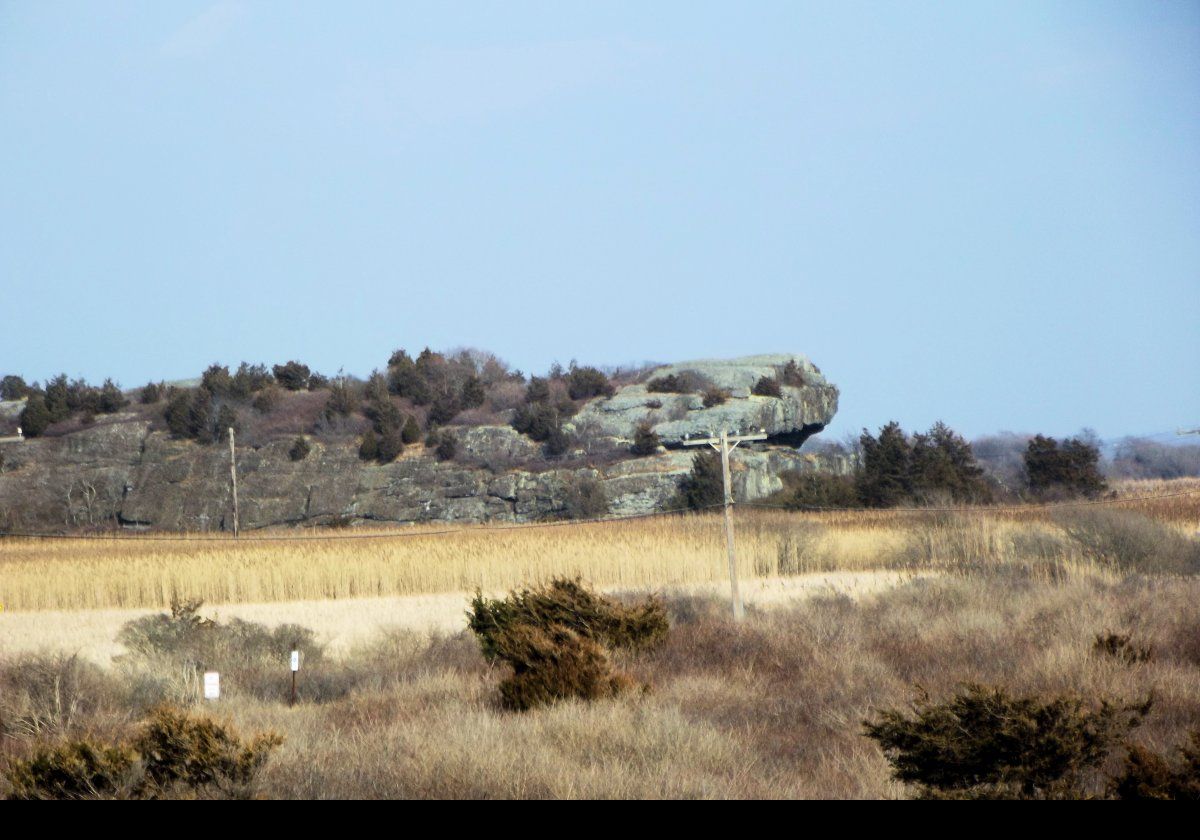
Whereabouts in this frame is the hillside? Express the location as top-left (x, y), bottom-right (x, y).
top-left (0, 353), bottom-right (839, 532)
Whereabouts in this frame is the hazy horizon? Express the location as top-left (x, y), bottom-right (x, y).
top-left (2, 2), bottom-right (1197, 442)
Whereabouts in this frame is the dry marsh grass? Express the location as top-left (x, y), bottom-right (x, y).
top-left (1, 478), bottom-right (1196, 612)
top-left (4, 573), bottom-right (1198, 799)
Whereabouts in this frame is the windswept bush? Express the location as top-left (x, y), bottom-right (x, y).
top-left (1025, 435), bottom-right (1107, 499)
top-left (565, 365), bottom-right (614, 401)
top-left (864, 684), bottom-right (1150, 799)
top-left (701, 386), bottom-right (729, 408)
top-left (5, 706), bottom-right (282, 800)
top-left (559, 475), bottom-right (609, 520)
top-left (491, 622), bottom-right (634, 712)
top-left (467, 578), bottom-right (668, 662)
top-left (1111, 731), bottom-right (1200, 800)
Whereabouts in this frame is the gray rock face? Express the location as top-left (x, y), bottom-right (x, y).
top-left (571, 353), bottom-right (838, 447)
top-left (0, 354), bottom-right (840, 532)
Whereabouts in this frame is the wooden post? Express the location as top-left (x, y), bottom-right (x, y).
top-left (718, 430), bottom-right (743, 621)
top-left (683, 427), bottom-right (766, 621)
top-left (228, 427), bottom-right (239, 539)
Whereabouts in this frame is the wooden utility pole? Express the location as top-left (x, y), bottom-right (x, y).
top-left (683, 427), bottom-right (767, 621)
top-left (228, 427), bottom-right (239, 539)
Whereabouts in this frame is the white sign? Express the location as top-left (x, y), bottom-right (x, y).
top-left (290, 650), bottom-right (300, 672)
top-left (203, 671), bottom-right (220, 700)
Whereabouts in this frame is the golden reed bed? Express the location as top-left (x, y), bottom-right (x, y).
top-left (1, 479), bottom-right (1196, 612)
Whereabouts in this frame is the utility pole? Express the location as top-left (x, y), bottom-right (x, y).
top-left (683, 427), bottom-right (767, 621)
top-left (228, 427), bottom-right (239, 539)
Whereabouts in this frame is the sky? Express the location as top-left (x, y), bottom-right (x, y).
top-left (1, 1), bottom-right (1197, 442)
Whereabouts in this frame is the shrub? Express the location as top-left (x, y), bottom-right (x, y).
top-left (0, 374), bottom-right (29, 400)
top-left (492, 623), bottom-right (634, 712)
top-left (511, 402), bottom-right (559, 442)
top-left (358, 429), bottom-right (378, 461)
top-left (401, 415), bottom-right (422, 445)
top-left (4, 706), bottom-right (281, 800)
top-left (1056, 508), bottom-right (1200, 575)
top-left (701, 387), bottom-right (729, 407)
top-left (560, 475), bottom-right (609, 520)
top-left (5, 740), bottom-right (137, 800)
top-left (1111, 731), bottom-right (1200, 800)
top-left (252, 386), bottom-right (282, 414)
top-left (646, 371), bottom-right (708, 394)
top-left (97, 379), bottom-right (127, 413)
top-left (18, 395), bottom-right (52, 437)
top-left (272, 361), bottom-right (311, 392)
top-left (288, 437), bottom-right (311, 462)
top-left (324, 376), bottom-right (359, 419)
top-left (863, 684), bottom-right (1150, 799)
top-left (376, 427), bottom-right (405, 463)
top-left (230, 362), bottom-right (273, 398)
top-left (214, 405), bottom-right (239, 439)
top-left (672, 451), bottom-right (724, 511)
top-left (140, 382), bottom-right (163, 404)
top-left (565, 365), bottom-right (614, 401)
top-left (631, 421), bottom-right (660, 456)
top-left (200, 364), bottom-right (233, 396)
top-left (543, 425), bottom-right (571, 458)
top-left (768, 471), bottom-right (860, 510)
top-left (433, 430), bottom-right (457, 462)
top-left (133, 705), bottom-right (283, 798)
top-left (467, 578), bottom-right (668, 662)
top-left (1093, 632), bottom-right (1153, 665)
top-left (1024, 435), bottom-right (1107, 498)
top-left (856, 422), bottom-right (913, 507)
top-left (777, 359), bottom-right (807, 387)
top-left (751, 376), bottom-right (782, 397)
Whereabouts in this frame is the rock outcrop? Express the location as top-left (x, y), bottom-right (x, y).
top-left (0, 354), bottom-right (838, 532)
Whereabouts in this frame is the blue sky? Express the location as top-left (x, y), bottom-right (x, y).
top-left (1, 1), bottom-right (1197, 441)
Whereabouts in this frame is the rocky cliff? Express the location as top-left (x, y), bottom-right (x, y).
top-left (0, 354), bottom-right (838, 532)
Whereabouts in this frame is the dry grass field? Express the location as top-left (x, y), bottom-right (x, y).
top-left (1, 479), bottom-right (1198, 799)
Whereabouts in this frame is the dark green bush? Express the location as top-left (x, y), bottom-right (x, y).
top-left (434, 430), bottom-right (457, 462)
top-left (0, 375), bottom-right (29, 401)
top-left (1024, 435), bottom-right (1107, 499)
top-left (646, 371), bottom-right (709, 394)
top-left (358, 429), bottom-right (379, 461)
top-left (375, 427), bottom-right (405, 462)
top-left (672, 451), bottom-right (724, 511)
top-left (140, 382), bottom-right (164, 404)
top-left (18, 395), bottom-right (52, 437)
top-left (565, 365), bottom-right (614, 401)
top-left (324, 377), bottom-right (360, 419)
top-left (200, 364), bottom-right (233, 396)
top-left (230, 362), bottom-right (273, 398)
top-left (768, 471), bottom-right (860, 510)
top-left (467, 578), bottom-right (669, 662)
top-left (864, 684), bottom-right (1150, 799)
top-left (288, 437), bottom-right (311, 462)
top-left (272, 361), bottom-right (311, 392)
top-left (401, 415), bottom-right (422, 445)
top-left (631, 421), bottom-right (660, 456)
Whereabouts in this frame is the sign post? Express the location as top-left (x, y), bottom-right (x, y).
top-left (290, 649), bottom-right (300, 707)
top-left (203, 671), bottom-right (220, 701)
